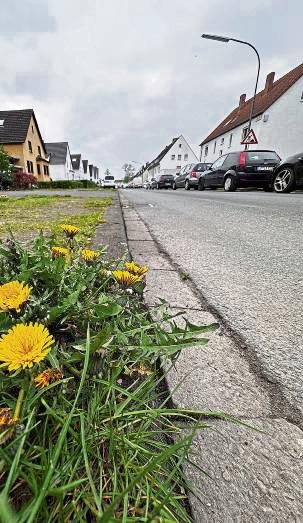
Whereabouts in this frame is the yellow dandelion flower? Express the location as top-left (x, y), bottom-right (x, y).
top-left (34, 368), bottom-right (62, 389)
top-left (124, 362), bottom-right (153, 376)
top-left (81, 249), bottom-right (99, 262)
top-left (0, 408), bottom-right (17, 445)
top-left (112, 270), bottom-right (142, 287)
top-left (0, 408), bottom-right (16, 428)
top-left (0, 323), bottom-right (54, 371)
top-left (60, 224), bottom-right (80, 238)
top-left (52, 246), bottom-right (69, 258)
top-left (125, 261), bottom-right (148, 276)
top-left (0, 281), bottom-right (31, 313)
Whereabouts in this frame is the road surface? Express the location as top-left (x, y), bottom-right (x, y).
top-left (122, 188), bottom-right (303, 419)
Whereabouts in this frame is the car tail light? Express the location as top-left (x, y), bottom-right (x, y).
top-left (159, 176), bottom-right (164, 181)
top-left (191, 170), bottom-right (197, 178)
top-left (239, 151), bottom-right (246, 167)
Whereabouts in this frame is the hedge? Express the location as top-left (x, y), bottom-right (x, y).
top-left (37, 180), bottom-right (97, 189)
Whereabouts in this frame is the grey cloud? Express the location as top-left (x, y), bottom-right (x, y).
top-left (15, 72), bottom-right (50, 99)
top-left (0, 0), bottom-right (56, 34)
top-left (0, 0), bottom-right (302, 177)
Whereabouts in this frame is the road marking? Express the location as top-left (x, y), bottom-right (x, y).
top-left (148, 204), bottom-right (155, 207)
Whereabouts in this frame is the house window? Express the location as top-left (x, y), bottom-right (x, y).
top-left (213, 141), bottom-right (216, 154)
top-left (242, 127), bottom-right (248, 141)
top-left (179, 143), bottom-right (182, 148)
top-left (229, 134), bottom-right (233, 148)
top-left (37, 164), bottom-right (41, 176)
top-left (38, 145), bottom-right (41, 156)
top-left (204, 146), bottom-right (209, 157)
top-left (301, 91), bottom-right (303, 101)
top-left (219, 149), bottom-right (223, 156)
top-left (0, 120), bottom-right (4, 126)
top-left (220, 137), bottom-right (224, 146)
top-left (28, 141), bottom-right (33, 153)
top-left (177, 154), bottom-right (182, 161)
top-left (43, 165), bottom-right (49, 176)
top-left (27, 160), bottom-right (34, 173)
top-left (171, 154), bottom-right (175, 160)
top-left (32, 125), bottom-right (34, 133)
top-left (184, 154), bottom-right (188, 161)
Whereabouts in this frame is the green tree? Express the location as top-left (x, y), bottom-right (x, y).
top-left (0, 146), bottom-right (13, 189)
top-left (122, 163), bottom-right (136, 182)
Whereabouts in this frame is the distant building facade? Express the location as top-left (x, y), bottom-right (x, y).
top-left (147, 135), bottom-right (198, 180)
top-left (45, 142), bottom-right (74, 181)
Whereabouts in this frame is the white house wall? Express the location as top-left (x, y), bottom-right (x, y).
top-left (148, 136), bottom-right (198, 180)
top-left (50, 164), bottom-right (69, 181)
top-left (201, 76), bottom-right (303, 163)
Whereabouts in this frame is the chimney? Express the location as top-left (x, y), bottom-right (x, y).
top-left (239, 93), bottom-right (246, 109)
top-left (265, 72), bottom-right (275, 92)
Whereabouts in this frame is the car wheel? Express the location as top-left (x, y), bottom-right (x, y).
top-left (185, 180), bottom-right (190, 190)
top-left (273, 167), bottom-right (295, 193)
top-left (224, 176), bottom-right (237, 192)
top-left (198, 179), bottom-right (205, 191)
top-left (173, 182), bottom-right (177, 190)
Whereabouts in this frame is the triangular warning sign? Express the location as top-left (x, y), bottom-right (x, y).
top-left (241, 128), bottom-right (258, 145)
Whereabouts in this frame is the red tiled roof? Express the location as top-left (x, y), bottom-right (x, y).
top-left (200, 62), bottom-right (303, 145)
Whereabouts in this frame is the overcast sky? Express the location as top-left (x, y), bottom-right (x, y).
top-left (1, 0), bottom-right (302, 177)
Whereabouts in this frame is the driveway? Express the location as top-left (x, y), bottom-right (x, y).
top-left (121, 188), bottom-right (303, 418)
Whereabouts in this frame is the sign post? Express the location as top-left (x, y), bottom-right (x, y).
top-left (241, 129), bottom-right (258, 145)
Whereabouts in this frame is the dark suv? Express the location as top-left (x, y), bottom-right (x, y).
top-left (200, 150), bottom-right (280, 192)
top-left (151, 174), bottom-right (174, 189)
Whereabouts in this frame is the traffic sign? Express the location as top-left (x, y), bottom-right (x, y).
top-left (241, 128), bottom-right (258, 145)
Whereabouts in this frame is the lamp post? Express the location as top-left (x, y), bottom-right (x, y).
top-left (201, 33), bottom-right (260, 141)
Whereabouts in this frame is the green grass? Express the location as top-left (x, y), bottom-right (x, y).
top-left (0, 195), bottom-right (112, 246)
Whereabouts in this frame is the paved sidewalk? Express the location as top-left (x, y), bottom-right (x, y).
top-left (120, 193), bottom-right (303, 522)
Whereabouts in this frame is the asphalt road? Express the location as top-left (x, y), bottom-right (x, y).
top-left (122, 188), bottom-right (303, 416)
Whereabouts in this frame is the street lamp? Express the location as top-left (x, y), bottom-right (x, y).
top-left (201, 33), bottom-right (260, 139)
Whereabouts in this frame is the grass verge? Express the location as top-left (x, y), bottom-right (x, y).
top-left (0, 195), bottom-right (112, 245)
top-left (0, 218), bottom-right (223, 521)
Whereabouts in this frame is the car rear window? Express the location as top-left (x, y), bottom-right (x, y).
top-left (105, 176), bottom-right (115, 180)
top-left (246, 151), bottom-right (279, 163)
top-left (195, 163), bottom-right (212, 171)
top-left (162, 175), bottom-right (174, 179)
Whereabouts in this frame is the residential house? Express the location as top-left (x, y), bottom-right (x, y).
top-left (89, 164), bottom-right (94, 181)
top-left (82, 159), bottom-right (89, 180)
top-left (0, 109), bottom-right (50, 181)
top-left (200, 62), bottom-right (303, 163)
top-left (71, 154), bottom-right (84, 180)
top-left (147, 135), bottom-right (198, 180)
top-left (45, 142), bottom-right (74, 181)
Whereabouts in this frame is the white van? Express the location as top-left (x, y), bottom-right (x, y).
top-left (102, 175), bottom-right (116, 188)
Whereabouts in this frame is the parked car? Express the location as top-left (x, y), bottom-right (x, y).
top-left (145, 179), bottom-right (155, 189)
top-left (184, 162), bottom-right (213, 190)
top-left (173, 164), bottom-right (196, 189)
top-left (272, 152), bottom-right (303, 193)
top-left (102, 175), bottom-right (116, 188)
top-left (151, 174), bottom-right (175, 189)
top-left (199, 150), bottom-right (281, 192)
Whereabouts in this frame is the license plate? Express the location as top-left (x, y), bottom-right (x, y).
top-left (257, 166), bottom-right (273, 171)
top-left (165, 182), bottom-right (171, 185)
